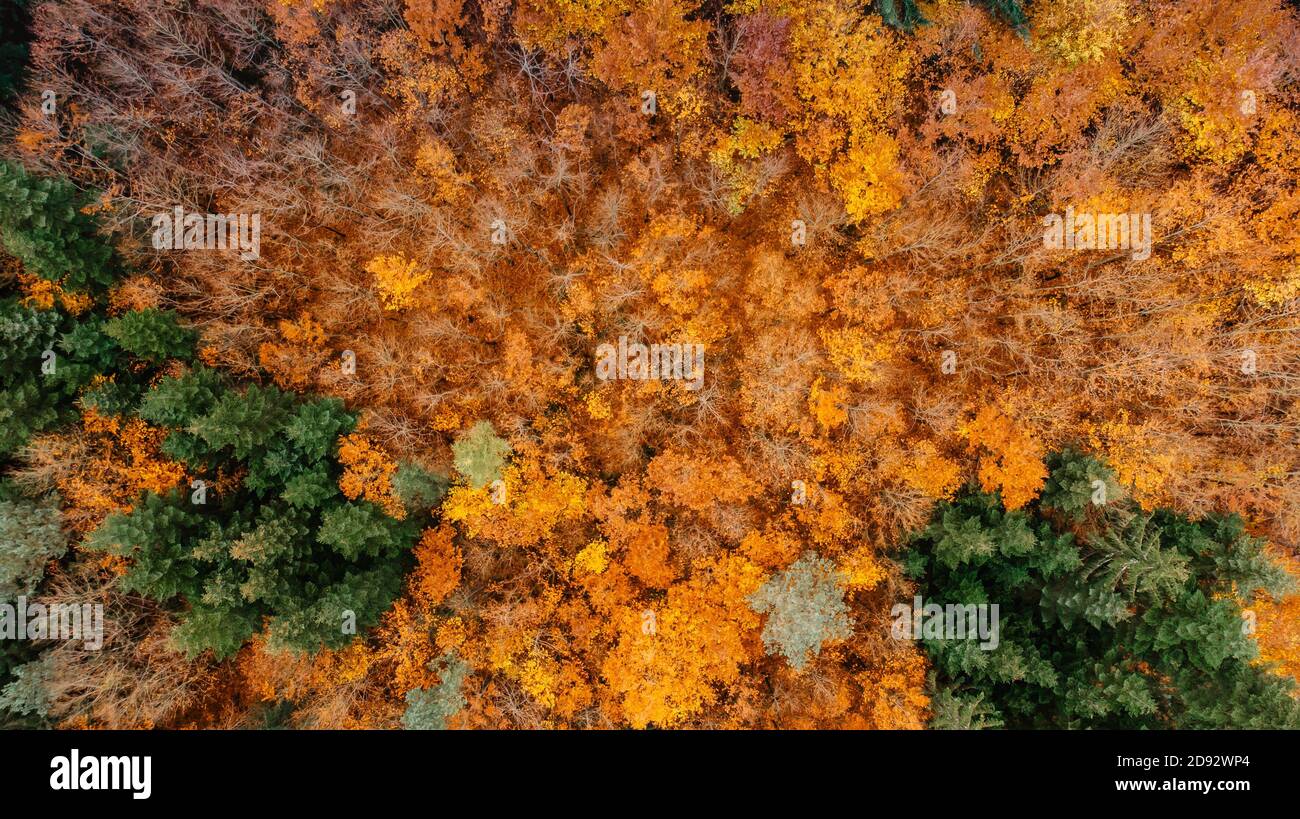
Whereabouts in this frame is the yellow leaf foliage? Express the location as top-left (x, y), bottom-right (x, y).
top-left (602, 553), bottom-right (763, 728)
top-left (365, 253), bottom-right (432, 312)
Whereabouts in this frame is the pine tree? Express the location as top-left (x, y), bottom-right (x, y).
top-left (0, 494), bottom-right (65, 601)
top-left (264, 563), bottom-right (407, 652)
top-left (928, 687), bottom-right (1005, 730)
top-left (88, 375), bottom-right (418, 658)
top-left (982, 0), bottom-right (1030, 37)
top-left (402, 654), bottom-right (470, 730)
top-left (188, 383), bottom-right (296, 461)
top-left (905, 449), bottom-right (1300, 728)
top-left (102, 308), bottom-right (197, 364)
top-left (451, 420), bottom-right (510, 488)
top-left (877, 0), bottom-right (929, 32)
top-left (0, 162), bottom-right (116, 290)
top-left (169, 603), bottom-right (262, 660)
top-left (0, 297), bottom-right (62, 458)
top-left (137, 365), bottom-right (226, 428)
top-left (748, 552), bottom-right (852, 670)
top-left (0, 655), bottom-right (51, 723)
top-left (0, 0), bottom-right (31, 103)
top-left (317, 501), bottom-right (416, 561)
top-left (88, 490), bottom-right (207, 601)
top-left (50, 315), bottom-right (121, 396)
top-left (877, 0), bottom-right (1026, 37)
top-left (391, 461), bottom-right (449, 516)
top-left (0, 649), bottom-right (43, 728)
top-left (1039, 448), bottom-right (1122, 519)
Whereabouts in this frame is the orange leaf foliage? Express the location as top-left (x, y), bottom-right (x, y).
top-left (965, 406), bottom-right (1048, 510)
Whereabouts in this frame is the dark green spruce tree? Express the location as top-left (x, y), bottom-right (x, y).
top-left (905, 449), bottom-right (1300, 729)
top-left (0, 161), bottom-right (117, 291)
top-left (878, 0), bottom-right (1028, 36)
top-left (90, 368), bottom-right (436, 658)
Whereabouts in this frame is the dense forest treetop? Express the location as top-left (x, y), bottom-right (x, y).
top-left (0, 0), bottom-right (1297, 729)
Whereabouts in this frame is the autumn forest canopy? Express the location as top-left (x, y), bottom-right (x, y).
top-left (0, 0), bottom-right (1298, 731)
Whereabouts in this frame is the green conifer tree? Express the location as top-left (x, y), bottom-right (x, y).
top-left (402, 654), bottom-right (470, 730)
top-left (102, 308), bottom-right (196, 364)
top-left (904, 449), bottom-right (1300, 728)
top-left (0, 162), bottom-right (116, 290)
